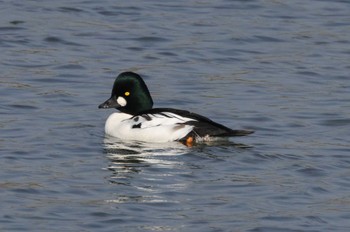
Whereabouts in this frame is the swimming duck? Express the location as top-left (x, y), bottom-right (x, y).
top-left (99, 72), bottom-right (253, 145)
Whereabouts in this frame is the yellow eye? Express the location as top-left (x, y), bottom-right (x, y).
top-left (125, 91), bottom-right (130, 96)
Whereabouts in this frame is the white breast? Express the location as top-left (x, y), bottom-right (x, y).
top-left (104, 112), bottom-right (196, 142)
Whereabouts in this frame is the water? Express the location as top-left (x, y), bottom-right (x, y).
top-left (1, 0), bottom-right (350, 231)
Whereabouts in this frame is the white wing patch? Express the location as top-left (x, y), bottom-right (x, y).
top-left (136, 112), bottom-right (196, 128)
top-left (104, 112), bottom-right (197, 142)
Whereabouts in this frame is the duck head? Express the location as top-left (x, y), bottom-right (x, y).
top-left (99, 72), bottom-right (153, 115)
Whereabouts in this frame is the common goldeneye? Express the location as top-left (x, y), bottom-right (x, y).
top-left (99, 72), bottom-right (253, 145)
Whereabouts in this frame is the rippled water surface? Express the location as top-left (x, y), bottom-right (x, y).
top-left (1, 0), bottom-right (350, 231)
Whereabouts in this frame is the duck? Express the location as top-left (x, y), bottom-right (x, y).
top-left (98, 71), bottom-right (253, 145)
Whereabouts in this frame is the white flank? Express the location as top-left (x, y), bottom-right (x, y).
top-left (104, 112), bottom-right (197, 143)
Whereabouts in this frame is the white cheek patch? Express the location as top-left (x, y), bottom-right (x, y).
top-left (117, 96), bottom-right (127, 107)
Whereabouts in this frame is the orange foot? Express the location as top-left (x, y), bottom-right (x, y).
top-left (186, 136), bottom-right (194, 147)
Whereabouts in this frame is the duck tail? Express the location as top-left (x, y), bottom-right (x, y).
top-left (225, 129), bottom-right (254, 137)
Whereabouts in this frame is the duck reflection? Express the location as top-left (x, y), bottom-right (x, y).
top-left (103, 137), bottom-right (191, 204)
top-left (103, 136), bottom-right (189, 179)
top-left (102, 137), bottom-right (252, 204)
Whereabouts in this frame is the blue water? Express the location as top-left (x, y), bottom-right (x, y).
top-left (1, 0), bottom-right (350, 231)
